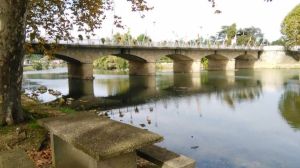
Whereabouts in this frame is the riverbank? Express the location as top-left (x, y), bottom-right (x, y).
top-left (0, 96), bottom-right (156, 168)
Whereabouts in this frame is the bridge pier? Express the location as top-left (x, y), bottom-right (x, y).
top-left (227, 59), bottom-right (236, 70)
top-left (129, 61), bottom-right (156, 76)
top-left (67, 62), bottom-right (94, 80)
top-left (173, 60), bottom-right (201, 73)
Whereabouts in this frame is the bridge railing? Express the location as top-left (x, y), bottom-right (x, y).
top-left (28, 39), bottom-right (264, 50)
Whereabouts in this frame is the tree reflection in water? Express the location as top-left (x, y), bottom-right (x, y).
top-left (279, 81), bottom-right (300, 130)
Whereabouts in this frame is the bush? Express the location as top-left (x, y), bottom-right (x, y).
top-left (32, 61), bottom-right (43, 70)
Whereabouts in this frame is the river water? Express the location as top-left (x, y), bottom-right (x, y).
top-left (23, 68), bottom-right (300, 168)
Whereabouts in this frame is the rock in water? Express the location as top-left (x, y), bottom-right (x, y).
top-left (38, 86), bottom-right (47, 91)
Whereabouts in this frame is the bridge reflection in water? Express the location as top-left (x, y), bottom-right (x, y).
top-left (65, 70), bottom-right (264, 111)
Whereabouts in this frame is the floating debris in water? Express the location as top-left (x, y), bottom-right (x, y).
top-left (149, 107), bottom-right (153, 112)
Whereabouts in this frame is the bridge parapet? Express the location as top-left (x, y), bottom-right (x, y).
top-left (28, 39), bottom-right (263, 51)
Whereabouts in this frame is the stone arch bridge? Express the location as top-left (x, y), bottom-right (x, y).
top-left (33, 44), bottom-right (262, 79)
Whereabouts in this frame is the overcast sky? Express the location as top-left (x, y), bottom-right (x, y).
top-left (94, 0), bottom-right (300, 42)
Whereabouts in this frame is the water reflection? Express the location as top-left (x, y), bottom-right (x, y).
top-left (68, 79), bottom-right (94, 98)
top-left (279, 76), bottom-right (300, 130)
top-left (65, 71), bottom-right (264, 111)
top-left (22, 69), bottom-right (300, 168)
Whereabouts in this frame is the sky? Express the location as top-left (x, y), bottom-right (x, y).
top-left (94, 0), bottom-right (300, 42)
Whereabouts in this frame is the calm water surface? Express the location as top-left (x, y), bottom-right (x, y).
top-left (23, 68), bottom-right (300, 168)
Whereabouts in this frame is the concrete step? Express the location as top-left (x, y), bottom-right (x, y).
top-left (137, 145), bottom-right (195, 168)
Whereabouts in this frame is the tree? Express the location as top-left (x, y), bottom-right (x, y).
top-left (0, 0), bottom-right (151, 125)
top-left (281, 4), bottom-right (300, 46)
top-left (236, 27), bottom-right (264, 46)
top-left (137, 34), bottom-right (152, 44)
top-left (113, 31), bottom-right (135, 45)
top-left (271, 37), bottom-right (286, 46)
top-left (217, 23), bottom-right (237, 45)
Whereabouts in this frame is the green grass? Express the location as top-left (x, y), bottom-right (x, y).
top-left (59, 107), bottom-right (76, 114)
top-left (28, 120), bottom-right (42, 129)
top-left (23, 66), bottom-right (34, 71)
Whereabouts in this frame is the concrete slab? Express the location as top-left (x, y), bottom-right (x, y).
top-left (0, 149), bottom-right (34, 168)
top-left (137, 145), bottom-right (195, 168)
top-left (38, 112), bottom-right (163, 161)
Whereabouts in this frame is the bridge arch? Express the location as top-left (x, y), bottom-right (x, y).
top-left (112, 54), bottom-right (148, 63)
top-left (54, 54), bottom-right (82, 64)
top-left (204, 54), bottom-right (234, 70)
top-left (164, 54), bottom-right (194, 61)
top-left (235, 54), bottom-right (257, 69)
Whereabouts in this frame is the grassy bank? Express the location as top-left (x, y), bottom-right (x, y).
top-left (23, 65), bottom-right (34, 71)
top-left (0, 96), bottom-right (156, 168)
top-left (0, 96), bottom-right (70, 167)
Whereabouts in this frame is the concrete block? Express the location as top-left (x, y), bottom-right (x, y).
top-left (38, 112), bottom-right (163, 168)
top-left (137, 145), bottom-right (195, 168)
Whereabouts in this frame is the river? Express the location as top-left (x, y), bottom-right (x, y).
top-left (23, 68), bottom-right (300, 168)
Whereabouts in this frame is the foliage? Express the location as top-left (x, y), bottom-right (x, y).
top-left (26, 54), bottom-right (43, 61)
top-left (31, 57), bottom-right (51, 70)
top-left (272, 37), bottom-right (286, 46)
top-left (281, 4), bottom-right (300, 46)
top-left (157, 56), bottom-right (172, 63)
top-left (94, 56), bottom-right (129, 71)
top-left (112, 30), bottom-right (137, 45)
top-left (236, 27), bottom-right (264, 46)
top-left (32, 61), bottom-right (43, 70)
top-left (59, 107), bottom-right (76, 114)
top-left (279, 90), bottom-right (300, 129)
top-left (101, 38), bottom-right (106, 44)
top-left (201, 58), bottom-right (209, 69)
top-left (217, 23), bottom-right (237, 45)
top-left (26, 0), bottom-right (152, 43)
top-left (137, 34), bottom-right (152, 43)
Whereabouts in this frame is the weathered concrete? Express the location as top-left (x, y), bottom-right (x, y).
top-left (31, 44), bottom-right (262, 78)
top-left (254, 46), bottom-right (300, 69)
top-left (33, 44), bottom-right (300, 78)
top-left (0, 149), bottom-right (35, 168)
top-left (68, 62), bottom-right (94, 79)
top-left (51, 134), bottom-right (136, 168)
top-left (38, 112), bottom-right (163, 168)
top-left (173, 60), bottom-right (201, 73)
top-left (129, 61), bottom-right (156, 75)
top-left (137, 145), bottom-right (195, 168)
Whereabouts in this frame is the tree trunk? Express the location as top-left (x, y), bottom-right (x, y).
top-left (0, 0), bottom-right (28, 125)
